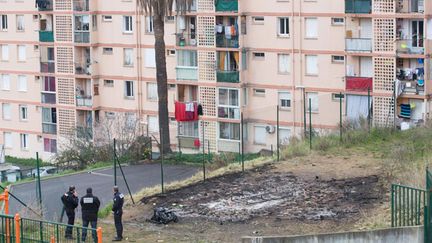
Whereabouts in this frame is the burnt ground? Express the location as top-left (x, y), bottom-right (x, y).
top-left (99, 152), bottom-right (388, 242)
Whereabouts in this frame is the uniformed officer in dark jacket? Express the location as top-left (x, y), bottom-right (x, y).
top-left (61, 185), bottom-right (78, 239)
top-left (80, 187), bottom-right (100, 242)
top-left (112, 186), bottom-right (124, 241)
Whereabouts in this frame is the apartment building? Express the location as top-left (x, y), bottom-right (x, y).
top-left (0, 0), bottom-right (431, 160)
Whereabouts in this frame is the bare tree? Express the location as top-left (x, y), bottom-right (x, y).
top-left (137, 0), bottom-right (194, 153)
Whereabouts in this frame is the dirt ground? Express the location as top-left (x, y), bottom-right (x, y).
top-left (100, 151), bottom-right (389, 242)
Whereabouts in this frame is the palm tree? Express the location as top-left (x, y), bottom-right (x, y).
top-left (137, 0), bottom-right (193, 153)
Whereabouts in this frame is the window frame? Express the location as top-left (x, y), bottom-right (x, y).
top-left (219, 122), bottom-right (240, 141)
top-left (123, 16), bottom-right (133, 33)
top-left (0, 15), bottom-right (8, 31)
top-left (20, 133), bottom-right (29, 150)
top-left (277, 17), bottom-right (290, 37)
top-left (16, 15), bottom-right (25, 31)
top-left (278, 91), bottom-right (292, 109)
top-left (218, 88), bottom-right (240, 120)
top-left (124, 80), bottom-right (135, 98)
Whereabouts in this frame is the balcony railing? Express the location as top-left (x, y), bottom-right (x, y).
top-left (77, 126), bottom-right (93, 139)
top-left (42, 123), bottom-right (57, 135)
top-left (396, 39), bottom-right (425, 55)
top-left (176, 34), bottom-right (197, 47)
top-left (76, 96), bottom-right (93, 107)
top-left (396, 0), bottom-right (424, 13)
top-left (73, 0), bottom-right (89, 11)
top-left (346, 38), bottom-right (372, 52)
top-left (39, 31), bottom-right (54, 42)
top-left (75, 64), bottom-right (91, 75)
top-left (36, 0), bottom-right (53, 11)
top-left (176, 66), bottom-right (198, 80)
top-left (216, 34), bottom-right (239, 48)
top-left (74, 32), bottom-right (90, 43)
top-left (346, 76), bottom-right (373, 92)
top-left (398, 80), bottom-right (424, 95)
top-left (41, 93), bottom-right (56, 104)
top-left (345, 0), bottom-right (371, 14)
top-left (215, 0), bottom-right (238, 12)
top-left (217, 70), bottom-right (239, 83)
top-left (40, 62), bottom-right (55, 73)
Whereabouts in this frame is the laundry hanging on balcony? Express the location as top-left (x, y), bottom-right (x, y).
top-left (35, 0), bottom-right (50, 8)
top-left (175, 102), bottom-right (200, 122)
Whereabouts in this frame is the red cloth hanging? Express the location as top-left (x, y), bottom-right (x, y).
top-left (194, 139), bottom-right (201, 148)
top-left (175, 102), bottom-right (186, 121)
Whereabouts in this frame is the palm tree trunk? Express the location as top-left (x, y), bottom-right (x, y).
top-left (153, 14), bottom-right (172, 153)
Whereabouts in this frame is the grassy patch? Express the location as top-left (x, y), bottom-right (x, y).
top-left (98, 202), bottom-right (113, 219)
top-left (5, 156), bottom-right (49, 167)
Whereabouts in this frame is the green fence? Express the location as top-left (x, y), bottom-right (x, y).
top-left (0, 215), bottom-right (15, 243)
top-left (391, 184), bottom-right (426, 227)
top-left (425, 169), bottom-right (432, 243)
top-left (345, 0), bottom-right (371, 13)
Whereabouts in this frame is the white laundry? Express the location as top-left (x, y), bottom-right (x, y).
top-left (186, 103), bottom-right (194, 112)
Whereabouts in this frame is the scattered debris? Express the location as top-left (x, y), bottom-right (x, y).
top-left (149, 207), bottom-right (179, 225)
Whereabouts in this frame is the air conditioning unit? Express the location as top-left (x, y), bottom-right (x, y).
top-left (266, 125), bottom-right (275, 134)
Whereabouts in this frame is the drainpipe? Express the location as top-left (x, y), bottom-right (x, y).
top-left (291, 0), bottom-right (296, 136)
top-left (135, 4), bottom-right (143, 129)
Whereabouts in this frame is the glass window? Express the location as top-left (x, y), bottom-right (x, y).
top-left (219, 122), bottom-right (240, 140)
top-left (278, 17), bottom-right (289, 36)
top-left (178, 121), bottom-right (199, 137)
top-left (124, 81), bottom-right (134, 98)
top-left (123, 48), bottom-right (133, 66)
top-left (218, 88), bottom-right (240, 119)
top-left (123, 16), bottom-right (133, 33)
top-left (279, 92), bottom-right (291, 108)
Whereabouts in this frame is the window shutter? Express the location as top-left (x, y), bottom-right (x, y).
top-left (145, 49), bottom-right (156, 68)
top-left (306, 55), bottom-right (318, 75)
top-left (305, 18), bottom-right (318, 38)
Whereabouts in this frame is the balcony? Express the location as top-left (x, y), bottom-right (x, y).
top-left (346, 38), bottom-right (372, 52)
top-left (73, 0), bottom-right (89, 11)
top-left (396, 39), bottom-right (425, 55)
top-left (36, 0), bottom-right (53, 11)
top-left (345, 0), bottom-right (371, 14)
top-left (41, 93), bottom-right (56, 104)
top-left (40, 62), bottom-right (55, 73)
top-left (74, 32), bottom-right (90, 43)
top-left (75, 63), bottom-right (91, 75)
top-left (42, 123), bottom-right (57, 135)
top-left (77, 126), bottom-right (93, 140)
top-left (39, 31), bottom-right (54, 42)
top-left (76, 96), bottom-right (93, 107)
top-left (176, 66), bottom-right (198, 80)
top-left (346, 77), bottom-right (373, 92)
top-left (216, 34), bottom-right (239, 48)
top-left (396, 0), bottom-right (424, 13)
top-left (215, 0), bottom-right (238, 12)
top-left (176, 34), bottom-right (197, 47)
top-left (217, 70), bottom-right (239, 83)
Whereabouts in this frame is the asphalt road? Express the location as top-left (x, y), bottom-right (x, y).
top-left (8, 163), bottom-right (198, 221)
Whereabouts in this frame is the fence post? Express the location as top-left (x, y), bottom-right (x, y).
top-left (97, 227), bottom-right (102, 243)
top-left (160, 129), bottom-right (165, 194)
top-left (309, 98), bottom-right (312, 150)
top-left (4, 189), bottom-right (9, 215)
top-left (14, 214), bottom-right (20, 243)
top-left (339, 92), bottom-right (343, 142)
top-left (241, 112), bottom-right (244, 172)
top-left (50, 236), bottom-right (54, 243)
top-left (36, 152), bottom-right (42, 216)
top-left (276, 105), bottom-right (280, 162)
top-left (113, 139), bottom-right (117, 186)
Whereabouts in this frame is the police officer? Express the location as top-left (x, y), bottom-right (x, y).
top-left (61, 185), bottom-right (78, 239)
top-left (80, 187), bottom-right (100, 242)
top-left (112, 186), bottom-right (124, 241)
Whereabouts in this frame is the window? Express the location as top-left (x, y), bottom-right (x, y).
top-left (18, 45), bottom-right (26, 61)
top-left (177, 50), bottom-right (197, 66)
top-left (218, 88), bottom-right (240, 119)
top-left (19, 105), bottom-right (28, 121)
top-left (219, 122), bottom-right (240, 140)
top-left (167, 49), bottom-right (176, 56)
top-left (148, 115), bottom-right (159, 133)
top-left (252, 16), bottom-right (264, 24)
top-left (178, 121), bottom-right (199, 137)
top-left (103, 48), bottom-right (113, 55)
top-left (17, 75), bottom-right (27, 91)
top-left (1, 74), bottom-right (10, 90)
top-left (147, 83), bottom-right (158, 101)
top-left (253, 89), bottom-right (265, 96)
top-left (0, 15), bottom-right (7, 31)
top-left (278, 54), bottom-right (290, 74)
top-left (123, 48), bottom-right (133, 66)
top-left (42, 76), bottom-right (56, 92)
top-left (279, 92), bottom-right (291, 108)
top-left (16, 15), bottom-right (24, 31)
top-left (332, 18), bottom-right (345, 25)
top-left (123, 16), bottom-right (133, 33)
top-left (253, 52), bottom-right (265, 59)
top-left (278, 17), bottom-right (289, 36)
top-left (125, 112), bottom-right (137, 129)
top-left (146, 16), bottom-right (154, 33)
top-left (44, 138), bottom-right (57, 153)
top-left (102, 15), bottom-right (112, 22)
top-left (3, 132), bottom-right (12, 148)
top-left (124, 81), bottom-right (134, 98)
top-left (2, 103), bottom-right (11, 120)
top-left (305, 18), bottom-right (318, 38)
top-left (306, 92), bottom-right (319, 112)
top-left (145, 49), bottom-right (156, 67)
top-left (279, 128), bottom-right (291, 145)
top-left (42, 108), bottom-right (57, 124)
top-left (332, 55), bottom-right (345, 63)
top-left (254, 126), bottom-right (267, 145)
top-left (20, 134), bottom-right (29, 150)
top-left (104, 80), bottom-right (114, 87)
top-left (305, 55), bottom-right (318, 75)
top-left (1, 45), bottom-right (9, 61)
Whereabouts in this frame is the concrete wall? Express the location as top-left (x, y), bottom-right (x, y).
top-left (242, 226), bottom-right (423, 243)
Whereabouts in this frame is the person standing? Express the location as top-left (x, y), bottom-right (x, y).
top-left (80, 187), bottom-right (100, 242)
top-left (61, 185), bottom-right (78, 239)
top-left (112, 186), bottom-right (124, 241)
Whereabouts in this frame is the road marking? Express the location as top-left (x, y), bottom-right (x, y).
top-left (88, 171), bottom-right (113, 177)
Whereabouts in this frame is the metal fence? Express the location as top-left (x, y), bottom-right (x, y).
top-left (391, 184), bottom-right (426, 227)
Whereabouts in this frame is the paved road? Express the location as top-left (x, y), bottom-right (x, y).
top-left (8, 163), bottom-right (198, 221)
